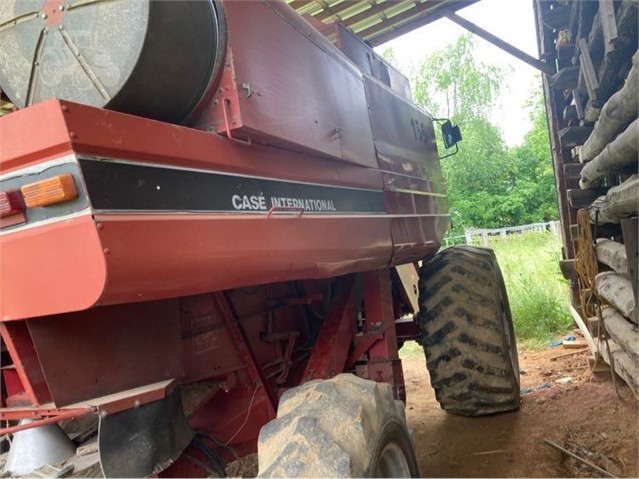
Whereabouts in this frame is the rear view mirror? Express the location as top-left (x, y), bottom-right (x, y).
top-left (441, 120), bottom-right (462, 149)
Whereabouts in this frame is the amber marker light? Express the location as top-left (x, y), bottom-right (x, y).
top-left (21, 173), bottom-right (78, 208)
top-left (0, 190), bottom-right (25, 217)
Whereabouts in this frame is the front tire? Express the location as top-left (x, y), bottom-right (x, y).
top-left (257, 374), bottom-right (420, 477)
top-left (418, 246), bottom-right (520, 416)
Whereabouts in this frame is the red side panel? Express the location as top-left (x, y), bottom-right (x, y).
top-left (0, 321), bottom-right (51, 405)
top-left (0, 215), bottom-right (106, 321)
top-left (364, 77), bottom-right (442, 178)
top-left (59, 101), bottom-right (384, 191)
top-left (95, 214), bottom-right (392, 305)
top-left (0, 101), bottom-right (73, 172)
top-left (27, 300), bottom-right (182, 407)
top-left (195, 1), bottom-right (378, 168)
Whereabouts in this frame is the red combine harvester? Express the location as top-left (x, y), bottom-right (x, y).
top-left (0, 1), bottom-right (519, 476)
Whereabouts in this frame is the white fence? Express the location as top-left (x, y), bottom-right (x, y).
top-left (443, 221), bottom-right (561, 247)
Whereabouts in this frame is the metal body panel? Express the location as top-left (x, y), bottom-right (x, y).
top-left (94, 214), bottom-right (392, 306)
top-left (331, 23), bottom-right (412, 101)
top-left (365, 76), bottom-right (442, 178)
top-left (27, 300), bottom-right (182, 406)
top-left (0, 215), bottom-right (106, 321)
top-left (0, 101), bottom-right (73, 172)
top-left (55, 100), bottom-right (384, 192)
top-left (390, 216), bottom-right (445, 266)
top-left (98, 389), bottom-right (193, 478)
top-left (0, 321), bottom-right (51, 405)
top-left (196, 0), bottom-right (378, 168)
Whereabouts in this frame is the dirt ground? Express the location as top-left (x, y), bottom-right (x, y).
top-left (404, 345), bottom-right (639, 478)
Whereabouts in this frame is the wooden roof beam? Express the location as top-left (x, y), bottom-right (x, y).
top-left (365, 0), bottom-right (479, 46)
top-left (288, 1), bottom-right (315, 11)
top-left (314, 0), bottom-right (366, 21)
top-left (444, 11), bottom-right (556, 75)
top-left (342, 1), bottom-right (403, 27)
top-left (356, 0), bottom-right (448, 43)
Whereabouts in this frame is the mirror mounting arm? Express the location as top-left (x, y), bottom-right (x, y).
top-left (438, 142), bottom-right (459, 160)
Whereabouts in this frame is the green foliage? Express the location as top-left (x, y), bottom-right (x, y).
top-left (408, 34), bottom-right (558, 235)
top-left (399, 233), bottom-right (572, 356)
top-left (507, 92), bottom-right (559, 223)
top-left (413, 34), bottom-right (504, 121)
top-left (490, 232), bottom-right (572, 348)
top-left (398, 340), bottom-right (423, 358)
top-left (380, 46), bottom-right (399, 70)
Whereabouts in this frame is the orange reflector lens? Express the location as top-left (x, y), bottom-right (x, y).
top-left (21, 174), bottom-right (78, 208)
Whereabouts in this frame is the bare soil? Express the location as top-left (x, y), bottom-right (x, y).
top-left (230, 343), bottom-right (637, 478)
top-left (404, 346), bottom-right (639, 478)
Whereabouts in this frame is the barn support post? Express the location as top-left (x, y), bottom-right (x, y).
top-left (534, 0), bottom-right (580, 307)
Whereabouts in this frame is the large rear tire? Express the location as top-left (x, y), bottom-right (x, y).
top-left (418, 246), bottom-right (520, 416)
top-left (257, 374), bottom-right (420, 477)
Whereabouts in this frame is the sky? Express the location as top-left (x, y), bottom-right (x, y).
top-left (375, 0), bottom-right (544, 146)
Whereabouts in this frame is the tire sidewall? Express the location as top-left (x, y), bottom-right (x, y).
top-left (489, 249), bottom-right (521, 389)
top-left (367, 419), bottom-right (420, 478)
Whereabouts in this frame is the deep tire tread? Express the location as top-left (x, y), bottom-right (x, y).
top-left (257, 374), bottom-right (420, 477)
top-left (417, 245), bottom-right (520, 417)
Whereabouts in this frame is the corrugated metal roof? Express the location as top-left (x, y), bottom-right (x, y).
top-left (286, 0), bottom-right (479, 46)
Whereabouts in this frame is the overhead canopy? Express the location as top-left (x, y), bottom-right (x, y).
top-left (286, 0), bottom-right (479, 46)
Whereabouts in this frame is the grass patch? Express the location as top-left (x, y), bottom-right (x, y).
top-left (398, 232), bottom-right (571, 358)
top-left (489, 232), bottom-right (572, 347)
top-left (399, 340), bottom-right (423, 358)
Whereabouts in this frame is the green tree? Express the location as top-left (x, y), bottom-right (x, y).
top-left (409, 35), bottom-right (557, 234)
top-left (506, 90), bottom-right (558, 222)
top-left (380, 47), bottom-right (399, 69)
top-left (413, 34), bottom-right (504, 121)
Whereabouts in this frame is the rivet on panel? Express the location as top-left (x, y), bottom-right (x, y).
top-left (61, 105), bottom-right (68, 112)
top-left (69, 131), bottom-right (77, 139)
top-left (96, 223), bottom-right (103, 230)
top-left (103, 248), bottom-right (110, 255)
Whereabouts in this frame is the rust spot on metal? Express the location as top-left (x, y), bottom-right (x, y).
top-left (43, 0), bottom-right (65, 27)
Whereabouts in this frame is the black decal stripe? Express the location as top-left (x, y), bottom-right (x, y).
top-left (79, 159), bottom-right (386, 214)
